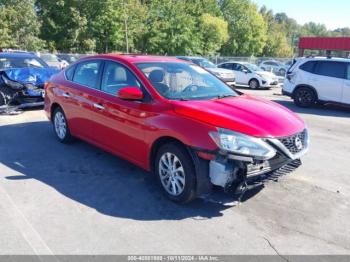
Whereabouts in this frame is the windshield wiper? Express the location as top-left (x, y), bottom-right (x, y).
top-left (215, 94), bottom-right (236, 99)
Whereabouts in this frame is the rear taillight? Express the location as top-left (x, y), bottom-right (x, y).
top-left (287, 73), bottom-right (296, 83)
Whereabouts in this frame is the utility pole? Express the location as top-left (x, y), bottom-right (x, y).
top-left (124, 0), bottom-right (129, 53)
top-left (125, 17), bottom-right (129, 53)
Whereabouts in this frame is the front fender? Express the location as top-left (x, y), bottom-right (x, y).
top-left (146, 113), bottom-right (218, 153)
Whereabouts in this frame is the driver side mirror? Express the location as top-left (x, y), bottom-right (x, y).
top-left (242, 69), bottom-right (249, 74)
top-left (118, 87), bottom-right (143, 101)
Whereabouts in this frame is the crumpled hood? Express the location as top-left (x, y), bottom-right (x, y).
top-left (172, 95), bottom-right (305, 138)
top-left (2, 67), bottom-right (59, 87)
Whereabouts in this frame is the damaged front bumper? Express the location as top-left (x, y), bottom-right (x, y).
top-left (202, 129), bottom-right (309, 189)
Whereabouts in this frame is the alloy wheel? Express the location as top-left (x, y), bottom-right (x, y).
top-left (158, 152), bottom-right (186, 196)
top-left (54, 111), bottom-right (67, 140)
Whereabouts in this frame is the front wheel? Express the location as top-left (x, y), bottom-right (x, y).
top-left (155, 143), bottom-right (197, 203)
top-left (53, 107), bottom-right (74, 143)
top-left (249, 79), bottom-right (260, 89)
top-left (293, 87), bottom-right (317, 107)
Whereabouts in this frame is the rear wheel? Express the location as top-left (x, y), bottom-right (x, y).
top-left (155, 143), bottom-right (196, 203)
top-left (53, 107), bottom-right (74, 143)
top-left (293, 87), bottom-right (317, 107)
top-left (249, 79), bottom-right (260, 89)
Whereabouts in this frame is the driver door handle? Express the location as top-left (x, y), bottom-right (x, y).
top-left (93, 103), bottom-right (105, 110)
top-left (63, 92), bottom-right (71, 98)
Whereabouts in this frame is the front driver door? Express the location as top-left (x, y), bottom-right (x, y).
top-left (89, 60), bottom-right (151, 166)
top-left (232, 63), bottom-right (245, 85)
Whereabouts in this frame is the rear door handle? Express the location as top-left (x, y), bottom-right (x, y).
top-left (93, 103), bottom-right (105, 110)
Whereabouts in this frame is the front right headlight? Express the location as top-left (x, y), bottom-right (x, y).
top-left (209, 128), bottom-right (276, 160)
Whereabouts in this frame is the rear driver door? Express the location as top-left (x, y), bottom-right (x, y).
top-left (310, 61), bottom-right (345, 103)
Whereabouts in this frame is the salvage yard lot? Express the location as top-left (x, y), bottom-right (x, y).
top-left (0, 88), bottom-right (350, 255)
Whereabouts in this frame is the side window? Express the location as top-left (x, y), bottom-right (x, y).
top-left (314, 61), bottom-right (346, 79)
top-left (101, 61), bottom-right (141, 95)
top-left (347, 64), bottom-right (350, 80)
top-left (299, 61), bottom-right (316, 73)
top-left (65, 65), bottom-right (75, 81)
top-left (73, 61), bottom-right (102, 89)
top-left (220, 63), bottom-right (231, 69)
top-left (237, 64), bottom-right (245, 71)
top-left (242, 66), bottom-right (249, 72)
top-left (231, 63), bottom-right (238, 71)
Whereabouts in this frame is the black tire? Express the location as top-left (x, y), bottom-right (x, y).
top-left (154, 143), bottom-right (197, 203)
top-left (52, 107), bottom-right (74, 143)
top-left (249, 79), bottom-right (260, 89)
top-left (293, 87), bottom-right (317, 108)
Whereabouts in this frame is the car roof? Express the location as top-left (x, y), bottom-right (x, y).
top-left (0, 52), bottom-right (38, 58)
top-left (301, 56), bottom-right (350, 62)
top-left (220, 61), bottom-right (249, 64)
top-left (81, 54), bottom-right (187, 64)
top-left (176, 56), bottom-right (206, 60)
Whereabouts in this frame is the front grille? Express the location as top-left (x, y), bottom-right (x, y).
top-left (278, 130), bottom-right (306, 154)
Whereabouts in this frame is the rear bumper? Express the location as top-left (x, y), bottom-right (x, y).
top-left (282, 89), bottom-right (293, 97)
top-left (260, 80), bottom-right (279, 88)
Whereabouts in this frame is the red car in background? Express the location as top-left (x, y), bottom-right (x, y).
top-left (44, 54), bottom-right (309, 203)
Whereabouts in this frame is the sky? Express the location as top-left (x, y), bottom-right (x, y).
top-left (253, 0), bottom-right (350, 30)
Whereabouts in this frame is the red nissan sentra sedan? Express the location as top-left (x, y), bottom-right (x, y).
top-left (44, 54), bottom-right (309, 203)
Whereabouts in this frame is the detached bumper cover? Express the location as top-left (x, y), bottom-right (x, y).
top-left (204, 129), bottom-right (309, 188)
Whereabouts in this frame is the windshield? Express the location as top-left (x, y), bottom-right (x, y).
top-left (0, 56), bottom-right (48, 69)
top-left (136, 62), bottom-right (238, 100)
top-left (193, 59), bottom-right (217, 69)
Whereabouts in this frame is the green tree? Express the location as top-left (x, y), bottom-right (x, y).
top-left (219, 0), bottom-right (267, 56)
top-left (300, 22), bottom-right (329, 37)
top-left (0, 0), bottom-right (44, 50)
top-left (260, 7), bottom-right (293, 57)
top-left (136, 0), bottom-right (201, 55)
top-left (199, 13), bottom-right (229, 55)
top-left (37, 0), bottom-right (94, 52)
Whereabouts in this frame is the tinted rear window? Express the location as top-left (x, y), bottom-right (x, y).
top-left (299, 61), bottom-right (316, 73)
top-left (314, 61), bottom-right (346, 79)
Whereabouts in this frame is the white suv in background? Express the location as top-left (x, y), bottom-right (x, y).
top-left (283, 57), bottom-right (350, 107)
top-left (218, 61), bottom-right (279, 89)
